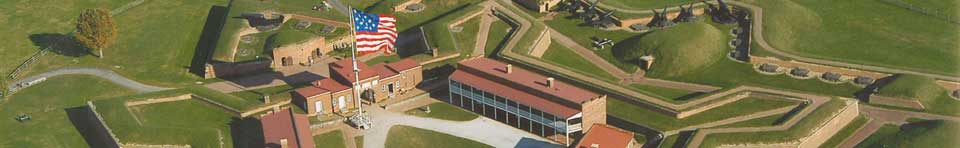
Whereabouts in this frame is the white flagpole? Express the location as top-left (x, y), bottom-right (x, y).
top-left (349, 6), bottom-right (364, 115)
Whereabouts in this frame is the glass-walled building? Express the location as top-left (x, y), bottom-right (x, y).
top-left (447, 58), bottom-right (607, 145)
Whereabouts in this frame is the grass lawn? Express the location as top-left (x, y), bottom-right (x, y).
top-left (213, 0), bottom-right (348, 61)
top-left (234, 19), bottom-right (349, 62)
top-left (0, 75), bottom-right (138, 147)
top-left (820, 115), bottom-right (870, 148)
top-left (609, 97), bottom-right (798, 131)
top-left (855, 120), bottom-right (960, 148)
top-left (405, 102), bottom-right (479, 121)
top-left (95, 98), bottom-right (237, 147)
top-left (601, 0), bottom-right (703, 10)
top-left (355, 135), bottom-right (364, 148)
top-left (451, 16), bottom-right (482, 57)
top-left (700, 99), bottom-right (848, 147)
top-left (484, 21), bottom-right (512, 56)
top-left (545, 12), bottom-right (642, 72)
top-left (628, 84), bottom-right (702, 104)
top-left (616, 21), bottom-right (728, 78)
top-left (714, 113), bottom-right (787, 128)
top-left (658, 134), bottom-right (680, 148)
top-left (540, 40), bottom-right (619, 83)
top-left (747, 0), bottom-right (959, 75)
top-left (385, 125), bottom-right (493, 148)
top-left (3, 0), bottom-right (232, 87)
top-left (875, 74), bottom-right (960, 116)
top-left (314, 130), bottom-right (347, 148)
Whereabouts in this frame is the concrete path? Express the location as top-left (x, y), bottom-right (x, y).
top-left (8, 67), bottom-right (170, 93)
top-left (727, 1), bottom-right (960, 82)
top-left (361, 104), bottom-right (562, 148)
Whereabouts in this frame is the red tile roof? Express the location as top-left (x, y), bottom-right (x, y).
top-left (330, 58), bottom-right (379, 83)
top-left (451, 70), bottom-right (580, 118)
top-left (458, 58), bottom-right (601, 104)
top-left (294, 78), bottom-right (350, 97)
top-left (576, 124), bottom-right (634, 148)
top-left (372, 63), bottom-right (399, 78)
top-left (261, 109), bottom-right (314, 148)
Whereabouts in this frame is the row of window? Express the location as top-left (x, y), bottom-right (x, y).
top-left (450, 80), bottom-right (570, 131)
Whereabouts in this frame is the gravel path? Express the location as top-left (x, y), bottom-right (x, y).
top-left (8, 67), bottom-right (170, 92)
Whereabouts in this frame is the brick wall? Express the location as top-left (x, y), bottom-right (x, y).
top-left (797, 100), bottom-right (859, 148)
top-left (580, 95), bottom-right (608, 132)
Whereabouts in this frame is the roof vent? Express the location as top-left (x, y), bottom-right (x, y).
top-left (506, 64), bottom-right (513, 74)
top-left (547, 77), bottom-right (555, 88)
top-left (312, 80), bottom-right (322, 87)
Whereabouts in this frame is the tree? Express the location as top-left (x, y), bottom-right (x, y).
top-left (75, 8), bottom-right (117, 58)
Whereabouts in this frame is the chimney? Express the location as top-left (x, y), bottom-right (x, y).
top-left (506, 64), bottom-right (513, 74)
top-left (312, 80), bottom-right (322, 87)
top-left (591, 143), bottom-right (600, 148)
top-left (264, 95), bottom-right (271, 104)
top-left (280, 138), bottom-right (289, 148)
top-left (547, 77), bottom-right (555, 88)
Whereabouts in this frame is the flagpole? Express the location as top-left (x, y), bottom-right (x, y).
top-left (349, 6), bottom-right (364, 115)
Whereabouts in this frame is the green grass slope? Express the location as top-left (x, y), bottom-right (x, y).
top-left (614, 21), bottom-right (727, 78)
top-left (856, 120), bottom-right (960, 148)
top-left (0, 75), bottom-right (137, 147)
top-left (748, 0), bottom-right (960, 75)
top-left (385, 125), bottom-right (493, 148)
top-left (877, 74), bottom-right (960, 116)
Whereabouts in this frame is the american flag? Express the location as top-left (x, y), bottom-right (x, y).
top-left (353, 9), bottom-right (397, 54)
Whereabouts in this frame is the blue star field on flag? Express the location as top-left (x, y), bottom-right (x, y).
top-left (353, 9), bottom-right (380, 32)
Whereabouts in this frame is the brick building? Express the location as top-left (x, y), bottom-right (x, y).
top-left (260, 108), bottom-right (314, 148)
top-left (575, 124), bottom-right (641, 148)
top-left (447, 58), bottom-right (607, 145)
top-left (271, 37), bottom-right (325, 68)
top-left (293, 58), bottom-right (423, 116)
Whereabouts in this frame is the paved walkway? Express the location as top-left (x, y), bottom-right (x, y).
top-left (727, 1), bottom-right (960, 82)
top-left (547, 28), bottom-right (630, 78)
top-left (361, 104), bottom-right (562, 148)
top-left (473, 14), bottom-right (496, 57)
top-left (7, 67), bottom-right (170, 92)
top-left (837, 105), bottom-right (960, 148)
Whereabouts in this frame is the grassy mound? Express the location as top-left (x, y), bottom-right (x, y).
top-left (878, 74), bottom-right (942, 100)
top-left (613, 21), bottom-right (727, 77)
top-left (856, 120), bottom-right (960, 148)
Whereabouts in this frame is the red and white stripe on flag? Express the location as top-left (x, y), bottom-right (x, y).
top-left (356, 15), bottom-right (397, 54)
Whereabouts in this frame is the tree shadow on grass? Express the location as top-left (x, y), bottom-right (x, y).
top-left (65, 106), bottom-right (121, 148)
top-left (230, 117), bottom-right (264, 148)
top-left (29, 33), bottom-right (89, 57)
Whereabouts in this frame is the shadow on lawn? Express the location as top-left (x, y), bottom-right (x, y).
top-left (230, 117), bottom-right (265, 148)
top-left (65, 106), bottom-right (121, 148)
top-left (190, 5), bottom-right (230, 77)
top-left (29, 33), bottom-right (89, 57)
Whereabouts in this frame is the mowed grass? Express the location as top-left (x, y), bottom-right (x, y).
top-left (540, 40), bottom-right (620, 83)
top-left (213, 0), bottom-right (348, 61)
top-left (385, 125), bottom-right (493, 148)
top-left (714, 113), bottom-right (787, 128)
top-left (0, 75), bottom-right (138, 147)
top-left (628, 84), bottom-right (702, 103)
top-left (609, 97), bottom-right (798, 131)
top-left (451, 17), bottom-right (482, 57)
top-left (748, 0), bottom-right (960, 75)
top-left (314, 130), bottom-right (347, 148)
top-left (95, 98), bottom-right (237, 147)
top-left (405, 102), bottom-right (479, 122)
top-left (876, 74), bottom-right (960, 116)
top-left (2, 0), bottom-right (228, 87)
top-left (601, 0), bottom-right (703, 10)
top-left (484, 21), bottom-right (512, 56)
top-left (545, 12), bottom-right (642, 72)
top-left (855, 120), bottom-right (960, 148)
top-left (700, 99), bottom-right (848, 147)
top-left (614, 21), bottom-right (728, 78)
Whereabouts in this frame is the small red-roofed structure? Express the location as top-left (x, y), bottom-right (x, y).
top-left (261, 109), bottom-right (314, 148)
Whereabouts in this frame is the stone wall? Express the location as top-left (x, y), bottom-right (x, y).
top-left (675, 92), bottom-right (750, 119)
top-left (796, 100), bottom-right (859, 148)
top-left (528, 30), bottom-right (552, 57)
top-left (749, 56), bottom-right (891, 79)
top-left (868, 94), bottom-right (925, 109)
top-left (205, 59), bottom-right (271, 79)
top-left (617, 7), bottom-right (705, 29)
top-left (581, 95), bottom-right (608, 133)
top-left (125, 94), bottom-right (193, 106)
top-left (272, 37), bottom-right (325, 68)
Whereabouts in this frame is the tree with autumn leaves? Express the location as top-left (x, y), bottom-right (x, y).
top-left (75, 8), bottom-right (117, 58)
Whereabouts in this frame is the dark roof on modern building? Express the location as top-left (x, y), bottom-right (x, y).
top-left (576, 124), bottom-right (634, 148)
top-left (450, 58), bottom-right (603, 117)
top-left (295, 78), bottom-right (351, 97)
top-left (261, 109), bottom-right (314, 148)
top-left (330, 58), bottom-right (380, 83)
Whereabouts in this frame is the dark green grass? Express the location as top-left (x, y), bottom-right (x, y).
top-left (821, 115), bottom-right (870, 148)
top-left (714, 113), bottom-right (787, 128)
top-left (855, 120), bottom-right (960, 148)
top-left (404, 102), bottom-right (479, 121)
top-left (484, 21), bottom-right (512, 56)
top-left (876, 74), bottom-right (960, 116)
top-left (385, 125), bottom-right (493, 148)
top-left (749, 0), bottom-right (959, 75)
top-left (609, 97), bottom-right (797, 131)
top-left (0, 75), bottom-right (138, 147)
top-left (314, 130), bottom-right (347, 148)
top-left (628, 84), bottom-right (702, 103)
top-left (545, 12), bottom-right (641, 72)
top-left (540, 40), bottom-right (620, 83)
top-left (102, 99), bottom-right (235, 147)
top-left (700, 99), bottom-right (847, 147)
top-left (451, 16), bottom-right (482, 57)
